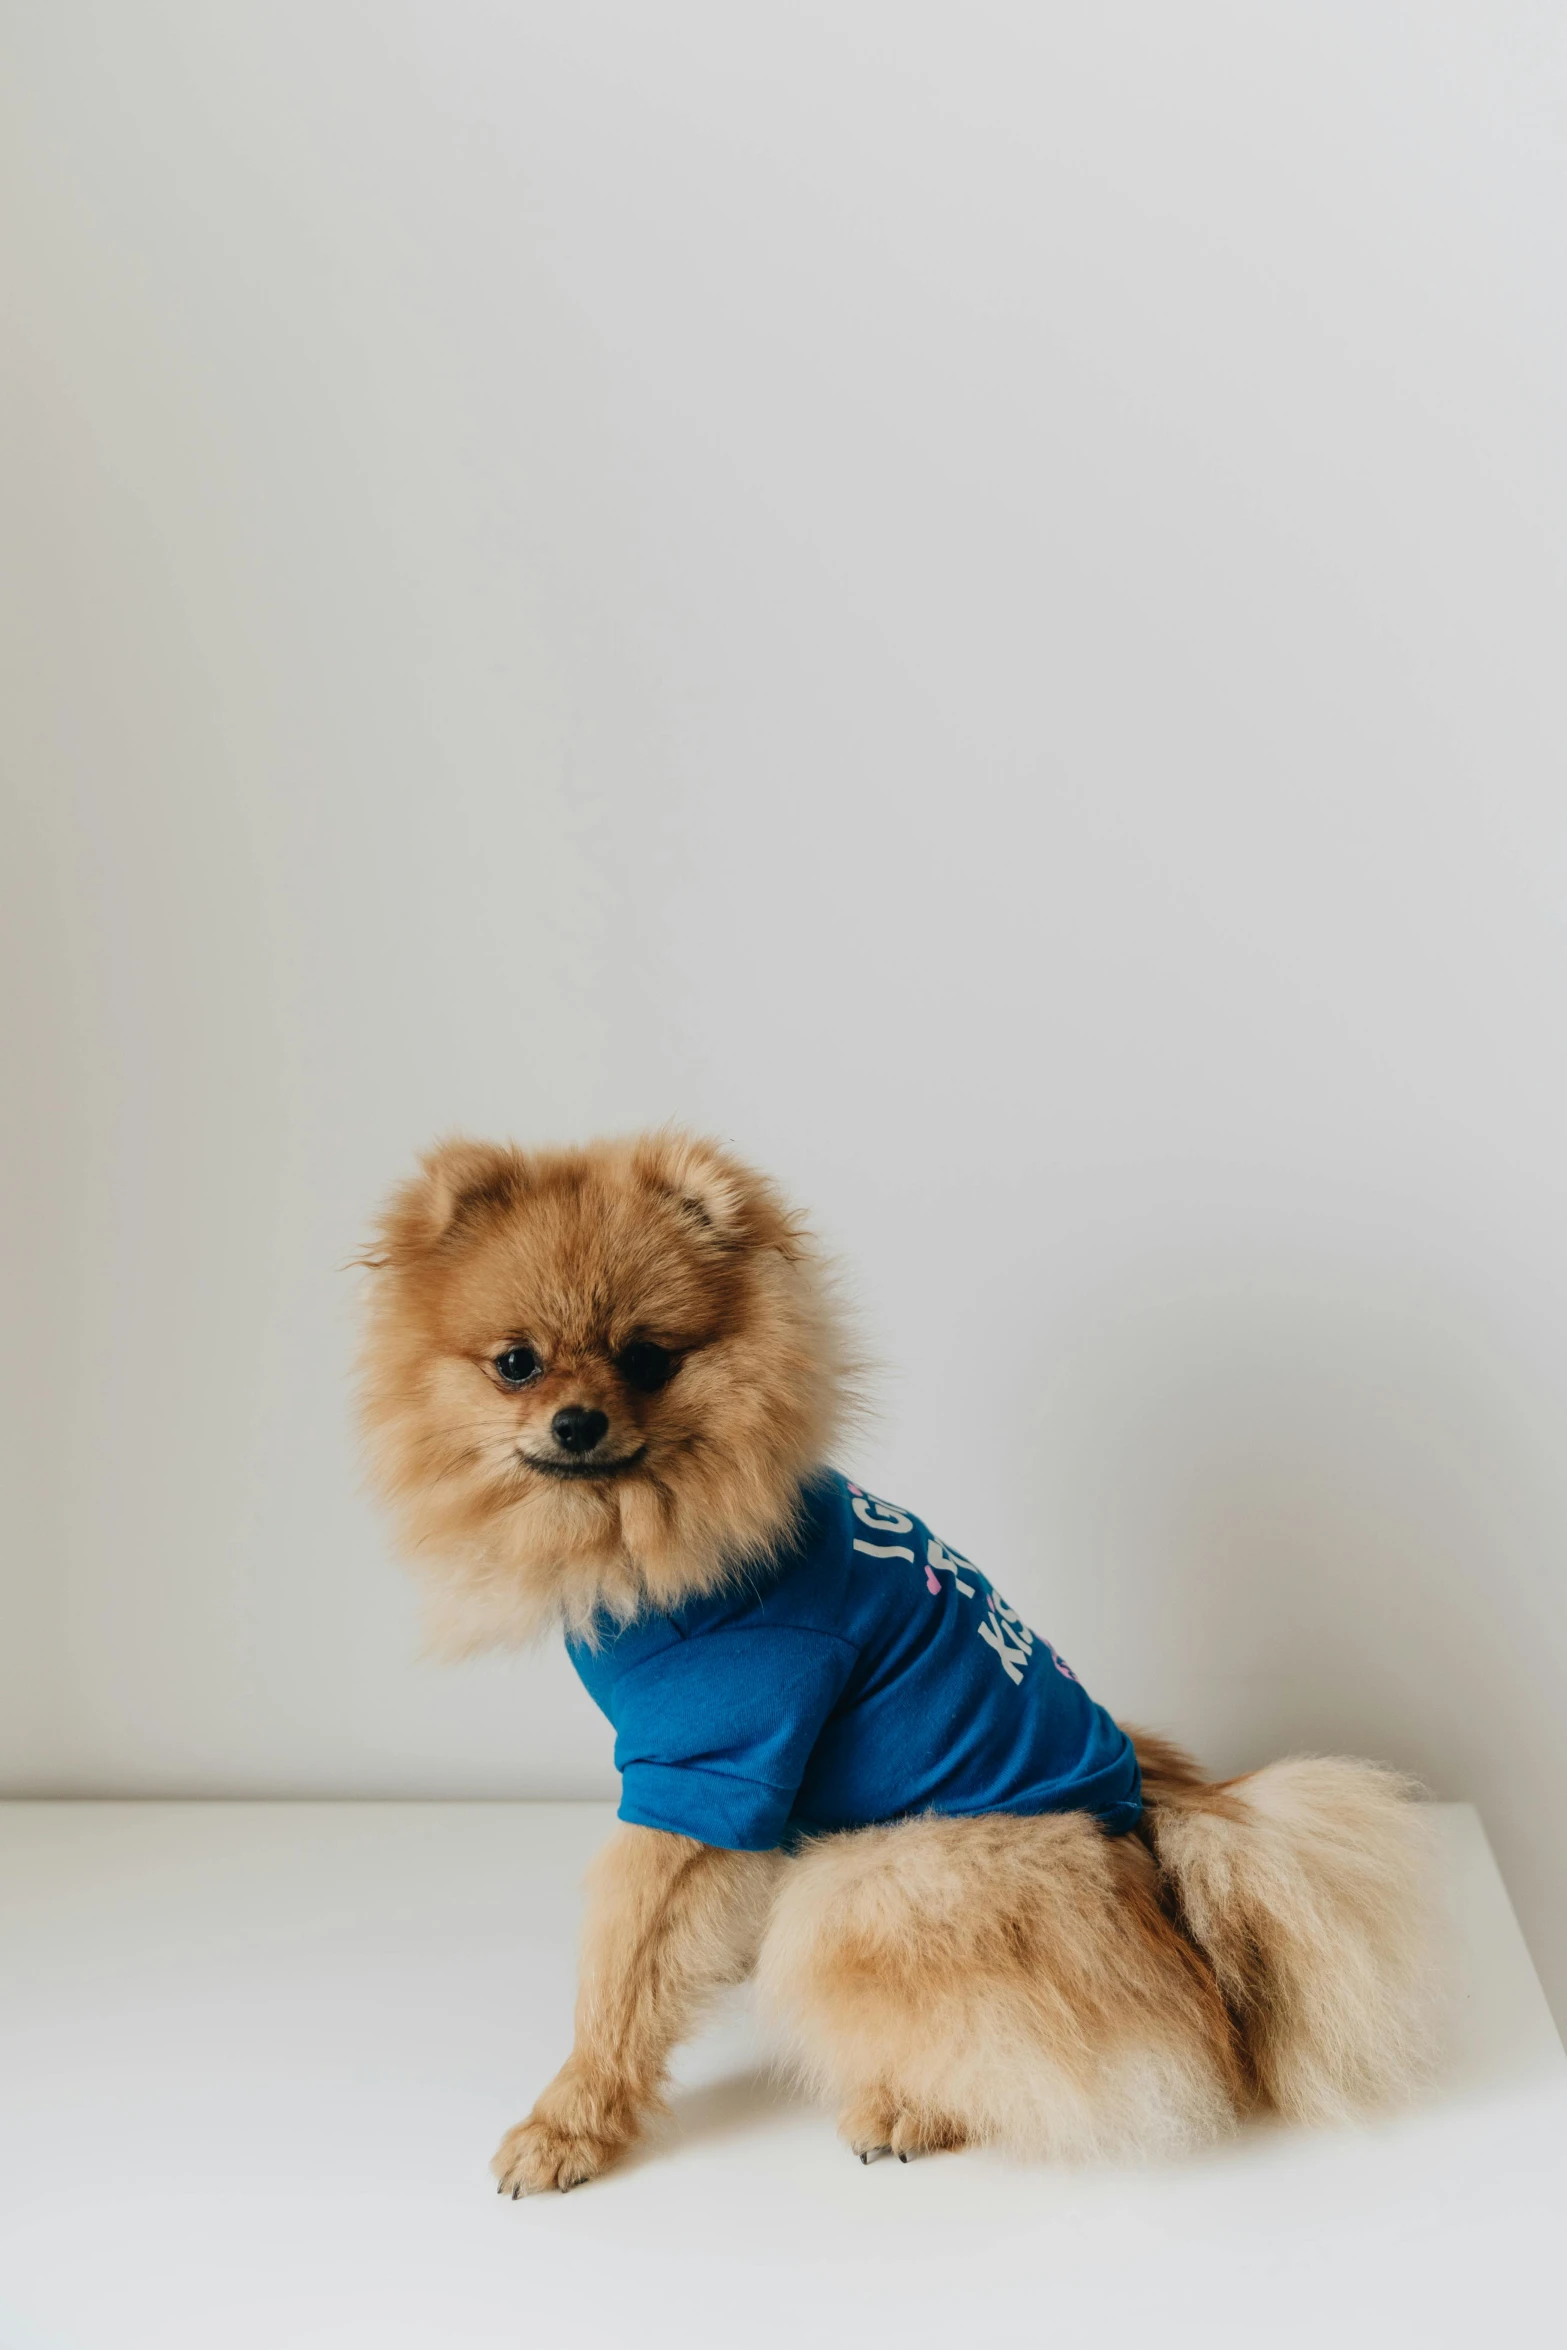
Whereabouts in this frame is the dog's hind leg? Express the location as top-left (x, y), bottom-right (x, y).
top-left (758, 1809), bottom-right (1245, 2164)
top-left (839, 2081), bottom-right (971, 2162)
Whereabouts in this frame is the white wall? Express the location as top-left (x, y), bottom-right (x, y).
top-left (4, 3), bottom-right (1566, 2008)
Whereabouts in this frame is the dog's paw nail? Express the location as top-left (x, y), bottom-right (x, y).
top-left (511, 2185), bottom-right (521, 2199)
top-left (898, 2151), bottom-right (909, 2162)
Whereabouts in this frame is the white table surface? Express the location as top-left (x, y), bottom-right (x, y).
top-left (0, 1800), bottom-right (1560, 2350)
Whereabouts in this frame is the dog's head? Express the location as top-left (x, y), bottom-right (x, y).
top-left (357, 1131), bottom-right (853, 1644)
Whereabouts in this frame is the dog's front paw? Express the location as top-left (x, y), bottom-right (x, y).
top-left (492, 2111), bottom-right (620, 2197)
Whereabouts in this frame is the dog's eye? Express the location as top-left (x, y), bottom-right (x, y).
top-left (617, 1341), bottom-right (676, 1393)
top-left (492, 1345), bottom-right (541, 1389)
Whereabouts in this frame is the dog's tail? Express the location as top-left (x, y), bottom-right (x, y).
top-left (1131, 1731), bottom-right (1442, 2124)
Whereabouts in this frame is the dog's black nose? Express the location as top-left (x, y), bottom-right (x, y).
top-left (552, 1406), bottom-right (609, 1454)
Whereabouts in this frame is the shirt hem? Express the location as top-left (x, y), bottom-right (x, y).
top-left (616, 1797), bottom-right (785, 1854)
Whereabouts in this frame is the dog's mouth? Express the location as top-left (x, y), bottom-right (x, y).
top-left (517, 1446), bottom-right (648, 1482)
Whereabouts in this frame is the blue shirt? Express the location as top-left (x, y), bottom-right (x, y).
top-left (566, 1472), bottom-right (1141, 1851)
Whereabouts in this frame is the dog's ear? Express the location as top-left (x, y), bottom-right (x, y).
top-left (631, 1129), bottom-right (799, 1255)
top-left (362, 1137), bottom-right (525, 1267)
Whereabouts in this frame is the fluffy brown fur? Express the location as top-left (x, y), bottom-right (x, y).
top-left (356, 1130), bottom-right (1440, 2189)
top-left (758, 1739), bottom-right (1438, 2162)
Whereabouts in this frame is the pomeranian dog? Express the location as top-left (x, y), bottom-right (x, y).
top-left (358, 1129), bottom-right (1438, 2191)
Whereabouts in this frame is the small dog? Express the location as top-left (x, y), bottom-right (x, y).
top-left (358, 1130), bottom-right (1438, 2188)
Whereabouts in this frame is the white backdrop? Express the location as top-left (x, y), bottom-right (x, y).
top-left (4, 3), bottom-right (1565, 2012)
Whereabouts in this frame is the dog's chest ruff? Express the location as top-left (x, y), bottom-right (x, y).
top-left (566, 1472), bottom-right (1141, 1851)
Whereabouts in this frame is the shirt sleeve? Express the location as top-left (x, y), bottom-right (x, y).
top-left (605, 1626), bottom-right (855, 1851)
